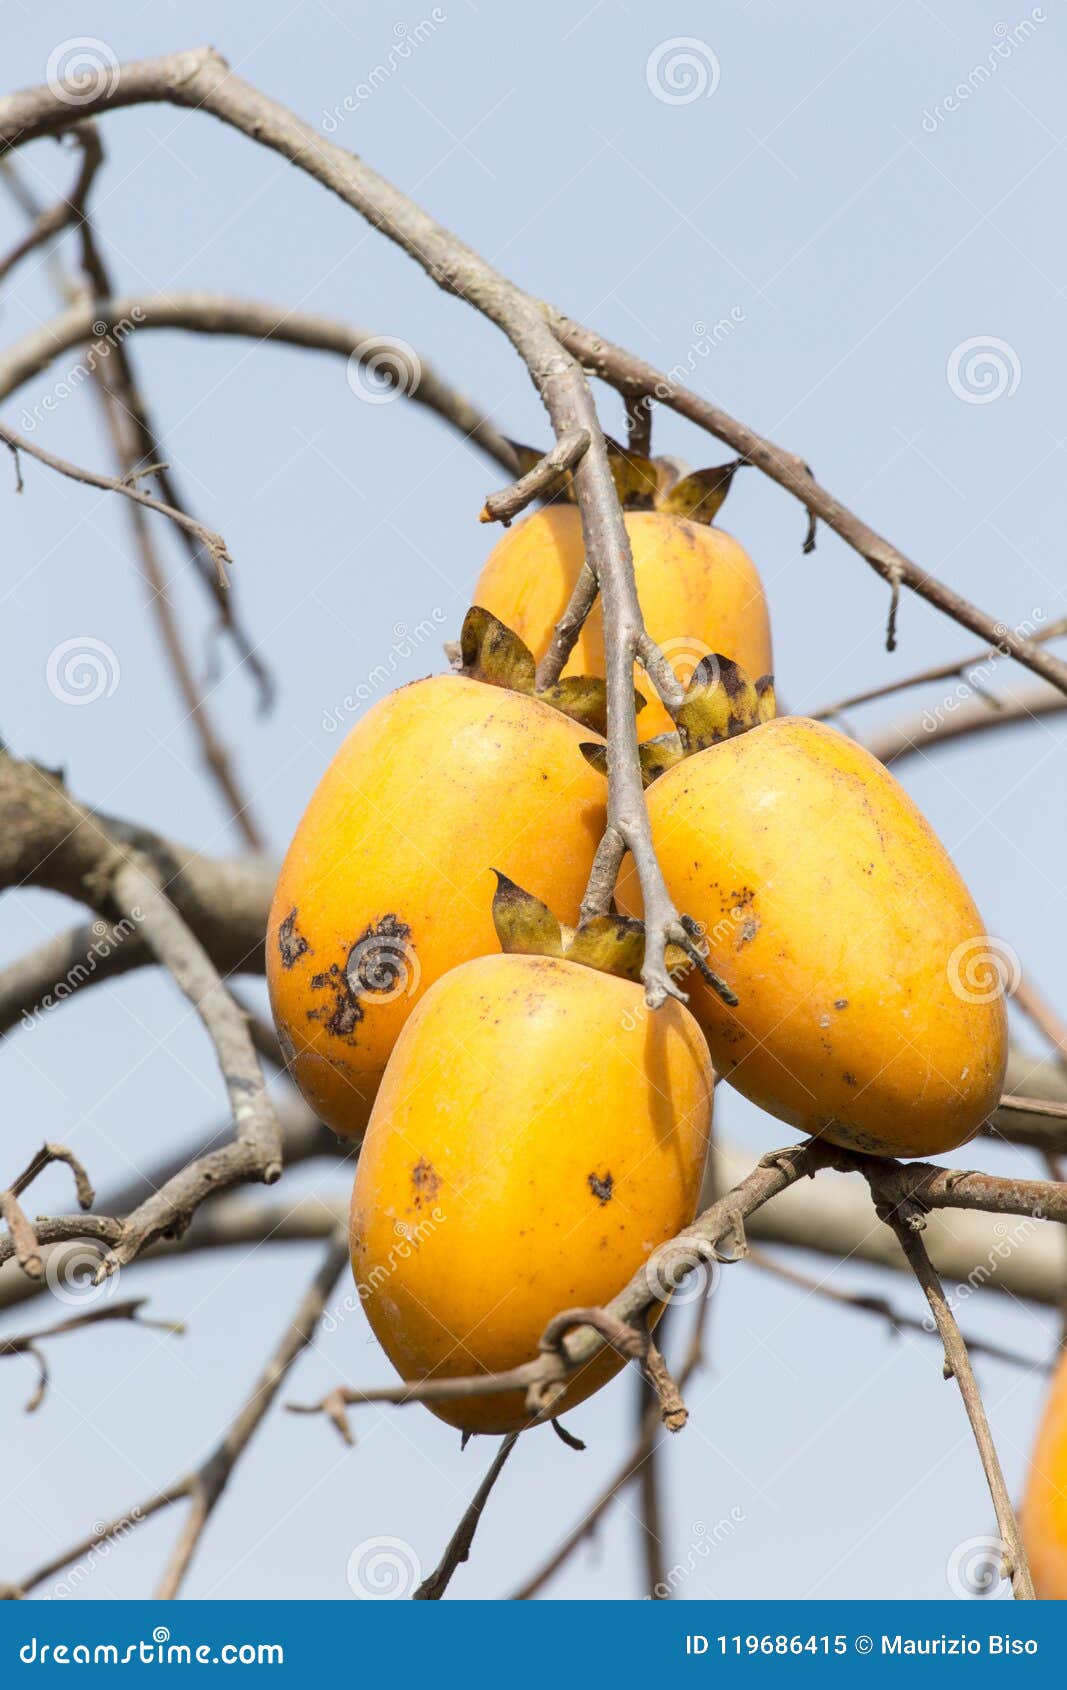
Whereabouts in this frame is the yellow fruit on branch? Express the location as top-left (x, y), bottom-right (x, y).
top-left (267, 618), bottom-right (609, 1141)
top-left (473, 503), bottom-right (772, 739)
top-left (615, 657), bottom-right (1008, 1159)
top-left (1022, 1350), bottom-right (1067, 1599)
top-left (349, 946), bottom-right (713, 1434)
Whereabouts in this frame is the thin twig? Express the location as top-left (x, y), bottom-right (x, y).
top-left (0, 123), bottom-right (101, 283)
top-left (864, 1175), bottom-right (1035, 1600)
top-left (809, 615), bottom-right (1067, 721)
top-left (545, 311), bottom-right (1067, 701)
top-left (479, 428), bottom-right (589, 524)
top-left (0, 420), bottom-right (231, 584)
top-left (0, 290), bottom-right (519, 475)
top-left (2, 1233), bottom-right (347, 1599)
top-left (413, 1433), bottom-right (519, 1600)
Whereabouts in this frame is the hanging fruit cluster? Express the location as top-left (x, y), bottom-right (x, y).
top-left (267, 437), bottom-right (1009, 1436)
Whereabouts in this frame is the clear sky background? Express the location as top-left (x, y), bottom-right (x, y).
top-left (1, 0), bottom-right (1065, 1601)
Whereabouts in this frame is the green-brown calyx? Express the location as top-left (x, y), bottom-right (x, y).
top-left (460, 605), bottom-right (645, 735)
top-left (491, 871), bottom-right (675, 984)
top-left (502, 435), bottom-right (746, 526)
top-left (580, 654), bottom-right (776, 788)
top-left (491, 872), bottom-right (738, 1006)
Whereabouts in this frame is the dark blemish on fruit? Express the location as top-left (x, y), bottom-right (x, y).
top-left (345, 914), bottom-right (414, 1000)
top-left (277, 908), bottom-right (310, 969)
top-left (739, 916), bottom-right (759, 945)
top-left (307, 962), bottom-right (363, 1039)
top-left (842, 1071), bottom-right (858, 1088)
top-left (588, 1171), bottom-right (614, 1205)
top-left (835, 998), bottom-right (849, 1010)
top-left (412, 1158), bottom-right (441, 1207)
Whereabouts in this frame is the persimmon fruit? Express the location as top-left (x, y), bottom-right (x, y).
top-left (473, 506), bottom-right (773, 737)
top-left (349, 949), bottom-right (713, 1433)
top-left (267, 667), bottom-right (606, 1141)
top-left (1022, 1349), bottom-right (1067, 1599)
top-left (616, 658), bottom-right (1008, 1159)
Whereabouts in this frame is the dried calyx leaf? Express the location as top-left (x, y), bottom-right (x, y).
top-left (491, 874), bottom-right (737, 1006)
top-left (506, 438), bottom-right (745, 527)
top-left (491, 873), bottom-right (648, 985)
top-left (580, 657), bottom-right (776, 787)
top-left (675, 656), bottom-right (776, 754)
top-left (460, 606), bottom-right (644, 734)
top-left (579, 735), bottom-right (684, 790)
top-left (656, 460), bottom-right (745, 525)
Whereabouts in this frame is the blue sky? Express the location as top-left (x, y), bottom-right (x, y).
top-left (0, 0), bottom-right (1064, 1600)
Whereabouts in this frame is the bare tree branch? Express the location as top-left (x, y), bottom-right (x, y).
top-left (0, 123), bottom-right (101, 284)
top-left (413, 1433), bottom-right (519, 1600)
top-left (0, 1233), bottom-right (347, 1600)
top-left (0, 420), bottom-right (231, 584)
top-left (864, 1169), bottom-right (1035, 1600)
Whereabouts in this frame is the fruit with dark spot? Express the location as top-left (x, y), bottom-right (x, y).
top-left (350, 953), bottom-right (712, 1433)
top-left (267, 674), bottom-right (606, 1139)
top-left (473, 508), bottom-right (772, 738)
top-left (617, 698), bottom-right (1006, 1159)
